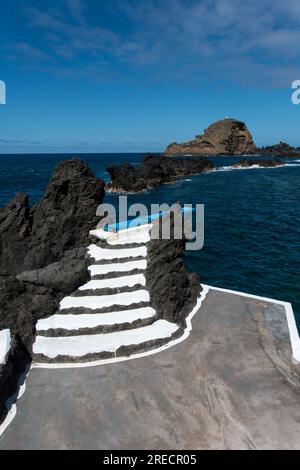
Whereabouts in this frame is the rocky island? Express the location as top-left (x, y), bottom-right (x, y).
top-left (164, 118), bottom-right (256, 156)
top-left (165, 117), bottom-right (300, 157)
top-left (106, 153), bottom-right (214, 192)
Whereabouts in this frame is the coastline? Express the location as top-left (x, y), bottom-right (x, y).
top-left (106, 161), bottom-right (288, 194)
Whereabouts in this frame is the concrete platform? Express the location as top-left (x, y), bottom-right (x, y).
top-left (1, 288), bottom-right (300, 450)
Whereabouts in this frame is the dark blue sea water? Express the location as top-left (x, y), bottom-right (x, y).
top-left (0, 153), bottom-right (300, 329)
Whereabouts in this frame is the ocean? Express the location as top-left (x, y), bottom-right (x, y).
top-left (1, 152), bottom-right (300, 329)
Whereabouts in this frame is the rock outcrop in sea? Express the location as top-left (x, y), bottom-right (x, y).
top-left (256, 142), bottom-right (300, 157)
top-left (106, 153), bottom-right (214, 192)
top-left (0, 159), bottom-right (105, 275)
top-left (165, 118), bottom-right (256, 156)
top-left (233, 158), bottom-right (283, 168)
top-left (165, 118), bottom-right (300, 157)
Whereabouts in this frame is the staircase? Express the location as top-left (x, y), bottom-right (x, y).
top-left (33, 226), bottom-right (180, 366)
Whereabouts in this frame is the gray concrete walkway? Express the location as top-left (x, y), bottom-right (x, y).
top-left (1, 289), bottom-right (300, 450)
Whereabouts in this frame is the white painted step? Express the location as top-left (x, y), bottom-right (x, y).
top-left (33, 320), bottom-right (178, 358)
top-left (88, 259), bottom-right (147, 276)
top-left (107, 224), bottom-right (152, 246)
top-left (0, 329), bottom-right (11, 365)
top-left (107, 233), bottom-right (150, 245)
top-left (79, 274), bottom-right (146, 291)
top-left (87, 244), bottom-right (147, 261)
top-left (36, 307), bottom-right (156, 331)
top-left (60, 290), bottom-right (150, 310)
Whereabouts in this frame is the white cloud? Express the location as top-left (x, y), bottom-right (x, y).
top-left (4, 0), bottom-right (300, 87)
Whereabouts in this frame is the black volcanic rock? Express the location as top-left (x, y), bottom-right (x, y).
top-left (0, 275), bottom-right (58, 350)
top-left (29, 159), bottom-right (105, 268)
top-left (0, 193), bottom-right (31, 277)
top-left (0, 158), bottom-right (105, 275)
top-left (0, 158), bottom-right (105, 424)
top-left (0, 252), bottom-right (90, 351)
top-left (0, 333), bottom-right (30, 425)
top-left (146, 210), bottom-right (201, 327)
top-left (233, 158), bottom-right (283, 168)
top-left (107, 153), bottom-right (214, 192)
top-left (256, 142), bottom-right (300, 157)
top-left (0, 272), bottom-right (59, 426)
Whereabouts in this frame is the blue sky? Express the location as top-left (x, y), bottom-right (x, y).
top-left (1, 0), bottom-right (300, 153)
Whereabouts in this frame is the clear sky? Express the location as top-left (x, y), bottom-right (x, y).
top-left (1, 0), bottom-right (300, 153)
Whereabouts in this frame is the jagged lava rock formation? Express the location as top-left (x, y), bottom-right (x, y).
top-left (0, 159), bottom-right (105, 423)
top-left (107, 153), bottom-right (214, 192)
top-left (257, 142), bottom-right (300, 157)
top-left (233, 158), bottom-right (283, 168)
top-left (165, 118), bottom-right (256, 156)
top-left (0, 159), bottom-right (105, 275)
top-left (146, 211), bottom-right (201, 327)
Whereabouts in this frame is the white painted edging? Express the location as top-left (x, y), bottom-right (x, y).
top-left (107, 225), bottom-right (152, 246)
top-left (0, 329), bottom-right (11, 365)
top-left (78, 274), bottom-right (146, 291)
top-left (88, 259), bottom-right (147, 276)
top-left (87, 244), bottom-right (147, 261)
top-left (33, 283), bottom-right (300, 369)
top-left (108, 232), bottom-right (150, 246)
top-left (203, 284), bottom-right (300, 364)
top-left (0, 369), bottom-right (29, 438)
top-left (36, 307), bottom-right (156, 331)
top-left (89, 224), bottom-right (152, 244)
top-left (32, 285), bottom-right (210, 369)
top-left (33, 320), bottom-right (178, 359)
top-left (60, 290), bottom-right (150, 310)
top-left (0, 405), bottom-right (17, 438)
